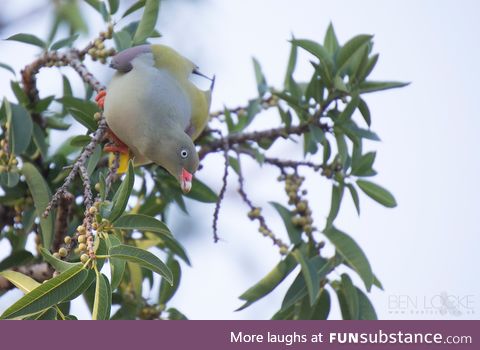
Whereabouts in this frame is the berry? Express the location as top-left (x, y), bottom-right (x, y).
top-left (58, 248), bottom-right (68, 257)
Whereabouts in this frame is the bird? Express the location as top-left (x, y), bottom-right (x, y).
top-left (95, 44), bottom-right (214, 193)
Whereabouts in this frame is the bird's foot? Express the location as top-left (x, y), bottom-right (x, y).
top-left (95, 90), bottom-right (107, 109)
top-left (104, 128), bottom-right (130, 155)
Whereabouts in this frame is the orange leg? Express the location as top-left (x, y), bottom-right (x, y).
top-left (104, 128), bottom-right (130, 155)
top-left (95, 90), bottom-right (107, 109)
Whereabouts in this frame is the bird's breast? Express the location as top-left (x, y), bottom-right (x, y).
top-left (104, 62), bottom-right (192, 160)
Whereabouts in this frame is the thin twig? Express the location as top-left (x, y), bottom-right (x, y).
top-left (211, 130), bottom-right (229, 243)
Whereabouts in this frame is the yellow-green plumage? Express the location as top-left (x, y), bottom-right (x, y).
top-left (151, 44), bottom-right (211, 140)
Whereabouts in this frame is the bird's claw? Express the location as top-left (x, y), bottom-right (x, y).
top-left (95, 90), bottom-right (107, 109)
top-left (103, 128), bottom-right (130, 154)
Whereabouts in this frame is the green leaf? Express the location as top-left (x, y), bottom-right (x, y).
top-left (22, 163), bottom-right (54, 249)
top-left (132, 0), bottom-right (160, 45)
top-left (122, 0), bottom-right (146, 18)
top-left (357, 98), bottom-right (371, 126)
top-left (336, 35), bottom-right (372, 74)
top-left (92, 272), bottom-right (111, 320)
top-left (356, 179), bottom-right (397, 208)
top-left (358, 80), bottom-right (410, 94)
top-left (67, 108), bottom-right (97, 132)
top-left (357, 54), bottom-right (379, 82)
top-left (108, 0), bottom-right (120, 14)
top-left (324, 226), bottom-right (373, 291)
top-left (159, 257), bottom-right (181, 305)
top-left (337, 96), bottom-right (359, 122)
top-left (0, 250), bottom-right (34, 271)
top-left (284, 38), bottom-right (297, 89)
top-left (113, 214), bottom-right (171, 236)
top-left (292, 248), bottom-right (320, 306)
top-left (0, 264), bottom-right (87, 319)
top-left (252, 57), bottom-right (268, 96)
top-left (109, 244), bottom-right (172, 284)
top-left (58, 96), bottom-right (99, 119)
top-left (0, 270), bottom-right (39, 293)
top-left (104, 234), bottom-right (125, 291)
top-left (32, 124), bottom-right (48, 159)
top-left (40, 248), bottom-right (78, 273)
top-left (64, 269), bottom-right (95, 302)
top-left (87, 145), bottom-right (102, 176)
top-left (9, 104), bottom-right (33, 155)
top-left (5, 172), bottom-right (19, 188)
top-left (269, 202), bottom-right (302, 245)
top-left (327, 184), bottom-right (344, 226)
top-left (291, 39), bottom-right (334, 76)
top-left (6, 33), bottom-right (46, 48)
top-left (357, 287), bottom-right (377, 319)
top-left (84, 0), bottom-right (110, 21)
top-left (113, 30), bottom-right (133, 51)
top-left (351, 151), bottom-right (376, 177)
top-left (27, 307), bottom-right (57, 320)
top-left (280, 257), bottom-right (331, 311)
top-left (46, 116), bottom-right (71, 130)
top-left (339, 273), bottom-right (359, 319)
top-left (184, 178), bottom-right (218, 203)
top-left (109, 161), bottom-right (134, 222)
top-left (311, 289), bottom-right (331, 320)
top-left (346, 183), bottom-right (360, 215)
top-left (10, 81), bottom-right (29, 105)
top-left (237, 254), bottom-right (297, 311)
top-left (0, 62), bottom-right (15, 76)
top-left (50, 34), bottom-right (79, 50)
top-left (324, 23), bottom-right (339, 55)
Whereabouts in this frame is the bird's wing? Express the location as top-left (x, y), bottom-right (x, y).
top-left (110, 45), bottom-right (152, 73)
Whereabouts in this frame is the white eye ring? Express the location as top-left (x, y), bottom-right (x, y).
top-left (180, 149), bottom-right (189, 159)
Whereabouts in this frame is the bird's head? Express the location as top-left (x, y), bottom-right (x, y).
top-left (158, 131), bottom-right (199, 193)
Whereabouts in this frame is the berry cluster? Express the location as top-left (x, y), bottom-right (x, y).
top-left (0, 139), bottom-right (18, 174)
top-left (247, 206), bottom-right (289, 255)
top-left (281, 173), bottom-right (316, 236)
top-left (87, 24), bottom-right (115, 64)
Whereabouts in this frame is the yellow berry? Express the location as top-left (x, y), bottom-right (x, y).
top-left (78, 234), bottom-right (86, 243)
top-left (78, 243), bottom-right (87, 252)
top-left (77, 225), bottom-right (86, 234)
top-left (64, 236), bottom-right (72, 244)
top-left (80, 254), bottom-right (89, 263)
top-left (88, 206), bottom-right (97, 215)
top-left (58, 248), bottom-right (67, 257)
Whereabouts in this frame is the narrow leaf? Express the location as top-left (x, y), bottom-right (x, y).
top-left (237, 254), bottom-right (297, 311)
top-left (109, 161), bottom-right (134, 222)
top-left (6, 33), bottom-right (46, 48)
top-left (22, 163), bottom-right (54, 249)
top-left (356, 179), bottom-right (397, 208)
top-left (50, 34), bottom-right (79, 50)
top-left (293, 249), bottom-right (320, 306)
top-left (132, 0), bottom-right (160, 44)
top-left (92, 272), bottom-right (111, 320)
top-left (358, 80), bottom-right (410, 94)
top-left (0, 270), bottom-right (40, 293)
top-left (109, 244), bottom-right (173, 284)
top-left (324, 226), bottom-right (373, 291)
top-left (269, 202), bottom-right (302, 245)
top-left (0, 264), bottom-right (87, 319)
top-left (9, 104), bottom-right (33, 155)
top-left (337, 35), bottom-right (372, 73)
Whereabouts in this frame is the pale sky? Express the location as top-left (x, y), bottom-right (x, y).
top-left (0, 0), bottom-right (479, 320)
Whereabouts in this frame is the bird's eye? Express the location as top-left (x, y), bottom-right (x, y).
top-left (180, 149), bottom-right (189, 159)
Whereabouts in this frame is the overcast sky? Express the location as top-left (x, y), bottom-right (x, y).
top-left (0, 0), bottom-right (479, 320)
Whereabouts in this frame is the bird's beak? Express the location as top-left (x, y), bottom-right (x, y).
top-left (181, 168), bottom-right (193, 193)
